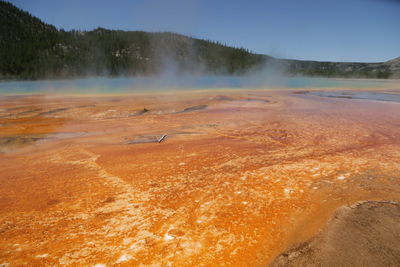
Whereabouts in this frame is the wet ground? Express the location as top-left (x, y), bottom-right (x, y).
top-left (0, 88), bottom-right (400, 266)
top-left (299, 90), bottom-right (400, 102)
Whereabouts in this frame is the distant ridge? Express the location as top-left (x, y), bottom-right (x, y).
top-left (0, 1), bottom-right (398, 80)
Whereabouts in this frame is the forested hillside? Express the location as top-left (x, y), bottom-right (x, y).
top-left (0, 1), bottom-right (398, 80)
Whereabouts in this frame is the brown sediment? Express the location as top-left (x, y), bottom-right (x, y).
top-left (0, 132), bottom-right (87, 153)
top-left (175, 104), bottom-right (208, 113)
top-left (0, 134), bottom-right (49, 151)
top-left (0, 108), bottom-right (42, 119)
top-left (0, 88), bottom-right (399, 266)
top-left (126, 134), bottom-right (167, 144)
top-left (35, 108), bottom-right (70, 117)
top-left (271, 201), bottom-right (400, 266)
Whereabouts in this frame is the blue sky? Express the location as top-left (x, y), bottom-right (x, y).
top-left (9, 0), bottom-right (400, 62)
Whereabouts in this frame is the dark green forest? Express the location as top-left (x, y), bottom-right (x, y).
top-left (0, 1), bottom-right (398, 80)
